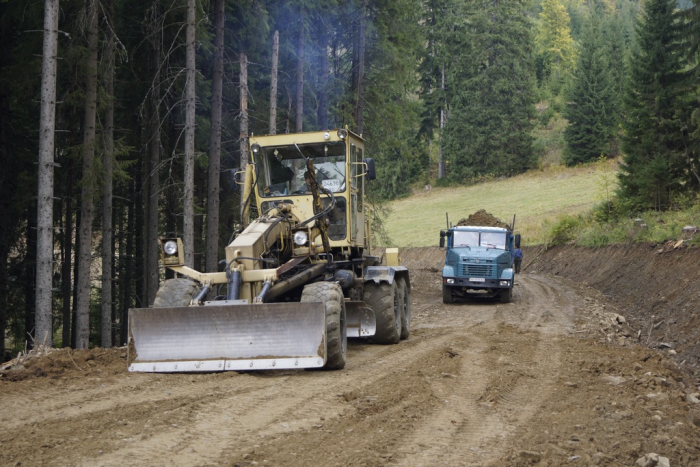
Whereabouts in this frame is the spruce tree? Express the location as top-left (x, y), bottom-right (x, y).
top-left (443, 0), bottom-right (537, 181)
top-left (618, 0), bottom-right (687, 210)
top-left (563, 15), bottom-right (617, 166)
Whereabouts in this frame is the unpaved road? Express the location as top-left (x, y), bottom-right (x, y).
top-left (3, 264), bottom-right (700, 466)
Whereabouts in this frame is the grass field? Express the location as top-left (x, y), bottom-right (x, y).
top-left (381, 160), bottom-right (618, 247)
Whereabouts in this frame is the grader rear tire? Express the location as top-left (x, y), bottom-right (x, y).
top-left (301, 282), bottom-right (347, 370)
top-left (397, 277), bottom-right (411, 340)
top-left (365, 281), bottom-right (401, 345)
top-left (152, 278), bottom-right (201, 307)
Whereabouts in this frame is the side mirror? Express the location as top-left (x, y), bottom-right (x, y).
top-left (514, 233), bottom-right (521, 249)
top-left (364, 158), bottom-right (376, 180)
top-left (228, 168), bottom-right (241, 191)
top-left (439, 237), bottom-right (445, 248)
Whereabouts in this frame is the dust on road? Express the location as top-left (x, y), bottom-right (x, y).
top-left (2, 249), bottom-right (700, 467)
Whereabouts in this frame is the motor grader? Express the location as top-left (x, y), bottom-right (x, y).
top-left (128, 128), bottom-right (410, 372)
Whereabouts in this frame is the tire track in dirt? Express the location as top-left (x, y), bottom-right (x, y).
top-left (391, 274), bottom-right (567, 466)
top-left (88, 328), bottom-right (472, 466)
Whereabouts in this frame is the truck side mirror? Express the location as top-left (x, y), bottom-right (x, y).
top-left (439, 237), bottom-right (445, 248)
top-left (364, 158), bottom-right (376, 180)
top-left (514, 233), bottom-right (521, 249)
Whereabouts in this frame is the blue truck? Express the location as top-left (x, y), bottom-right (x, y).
top-left (440, 225), bottom-right (520, 304)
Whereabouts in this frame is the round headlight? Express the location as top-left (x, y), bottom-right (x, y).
top-left (293, 231), bottom-right (308, 246)
top-left (337, 129), bottom-right (347, 139)
top-left (324, 132), bottom-right (330, 140)
top-left (251, 143), bottom-right (261, 154)
top-left (163, 240), bottom-right (178, 255)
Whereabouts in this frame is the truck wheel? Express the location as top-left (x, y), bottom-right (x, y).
top-left (301, 282), bottom-right (347, 370)
top-left (397, 277), bottom-right (411, 340)
top-left (500, 287), bottom-right (512, 303)
top-left (152, 278), bottom-right (201, 307)
top-left (365, 281), bottom-right (401, 344)
top-left (442, 284), bottom-right (453, 304)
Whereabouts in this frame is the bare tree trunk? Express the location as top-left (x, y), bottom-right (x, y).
top-left (239, 51), bottom-right (249, 220)
top-left (61, 172), bottom-right (73, 347)
top-left (285, 86), bottom-right (292, 134)
top-left (101, 0), bottom-right (115, 348)
top-left (206, 0), bottom-right (224, 273)
top-left (438, 63), bottom-right (446, 180)
top-left (35, 0), bottom-right (60, 348)
top-left (295, 11), bottom-right (304, 133)
top-left (75, 0), bottom-right (99, 349)
top-left (183, 0), bottom-right (196, 267)
top-left (144, 2), bottom-right (161, 306)
top-left (318, 28), bottom-right (328, 130)
top-left (355, 0), bottom-right (366, 135)
top-left (121, 178), bottom-right (135, 344)
top-left (269, 30), bottom-right (279, 135)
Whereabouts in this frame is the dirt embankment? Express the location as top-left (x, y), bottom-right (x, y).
top-left (525, 243), bottom-right (700, 379)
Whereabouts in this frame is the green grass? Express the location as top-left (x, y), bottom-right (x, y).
top-left (381, 159), bottom-right (619, 247)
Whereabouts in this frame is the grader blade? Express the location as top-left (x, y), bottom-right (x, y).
top-left (344, 301), bottom-right (376, 338)
top-left (127, 302), bottom-right (327, 372)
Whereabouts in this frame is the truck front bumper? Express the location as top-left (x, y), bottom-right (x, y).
top-left (442, 277), bottom-right (511, 289)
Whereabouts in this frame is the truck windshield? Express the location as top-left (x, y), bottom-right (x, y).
top-left (255, 142), bottom-right (346, 198)
top-left (452, 231), bottom-right (507, 249)
top-left (480, 232), bottom-right (507, 249)
top-left (452, 231), bottom-right (479, 247)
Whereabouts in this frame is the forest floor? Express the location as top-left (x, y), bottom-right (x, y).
top-left (2, 246), bottom-right (700, 466)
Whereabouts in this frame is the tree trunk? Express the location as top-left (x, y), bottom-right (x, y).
top-left (35, 0), bottom-right (60, 348)
top-left (101, 0), bottom-right (115, 348)
top-left (121, 178), bottom-right (136, 345)
top-left (75, 0), bottom-right (99, 349)
top-left (25, 206), bottom-right (38, 349)
top-left (144, 2), bottom-right (161, 306)
top-left (355, 0), bottom-right (366, 136)
top-left (438, 63), bottom-right (446, 179)
top-left (269, 30), bottom-right (279, 135)
top-left (295, 11), bottom-right (304, 133)
top-left (240, 51), bottom-right (249, 220)
top-left (183, 0), bottom-right (196, 267)
top-left (61, 170), bottom-right (73, 347)
top-left (318, 28), bottom-right (328, 130)
top-left (206, 0), bottom-right (224, 273)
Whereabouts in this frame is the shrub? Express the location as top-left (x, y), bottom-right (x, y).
top-left (548, 215), bottom-right (582, 245)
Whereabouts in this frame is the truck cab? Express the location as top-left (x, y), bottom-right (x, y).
top-left (440, 226), bottom-right (519, 304)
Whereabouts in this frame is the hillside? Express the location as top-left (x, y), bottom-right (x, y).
top-left (382, 160), bottom-right (617, 247)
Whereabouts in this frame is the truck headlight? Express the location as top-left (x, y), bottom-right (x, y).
top-left (293, 231), bottom-right (308, 246)
top-left (500, 280), bottom-right (510, 286)
top-left (445, 278), bottom-right (454, 284)
top-left (163, 240), bottom-right (178, 256)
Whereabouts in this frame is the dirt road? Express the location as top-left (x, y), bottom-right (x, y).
top-left (3, 262), bottom-right (700, 466)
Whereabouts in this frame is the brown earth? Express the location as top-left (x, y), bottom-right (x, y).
top-left (455, 209), bottom-right (512, 230)
top-left (2, 245), bottom-right (700, 466)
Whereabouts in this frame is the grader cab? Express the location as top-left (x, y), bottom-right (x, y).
top-left (128, 129), bottom-right (410, 372)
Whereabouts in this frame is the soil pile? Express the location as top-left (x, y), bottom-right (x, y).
top-left (456, 209), bottom-right (511, 230)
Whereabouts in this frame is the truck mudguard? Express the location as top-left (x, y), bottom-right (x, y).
top-left (500, 268), bottom-right (514, 281)
top-left (442, 265), bottom-right (456, 278)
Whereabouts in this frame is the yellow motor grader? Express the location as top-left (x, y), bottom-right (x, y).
top-left (128, 128), bottom-right (410, 372)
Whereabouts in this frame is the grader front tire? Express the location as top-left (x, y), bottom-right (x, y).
top-left (152, 278), bottom-right (201, 308)
top-left (301, 282), bottom-right (347, 370)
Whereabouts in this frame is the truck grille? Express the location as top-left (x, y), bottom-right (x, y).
top-left (461, 263), bottom-right (495, 277)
